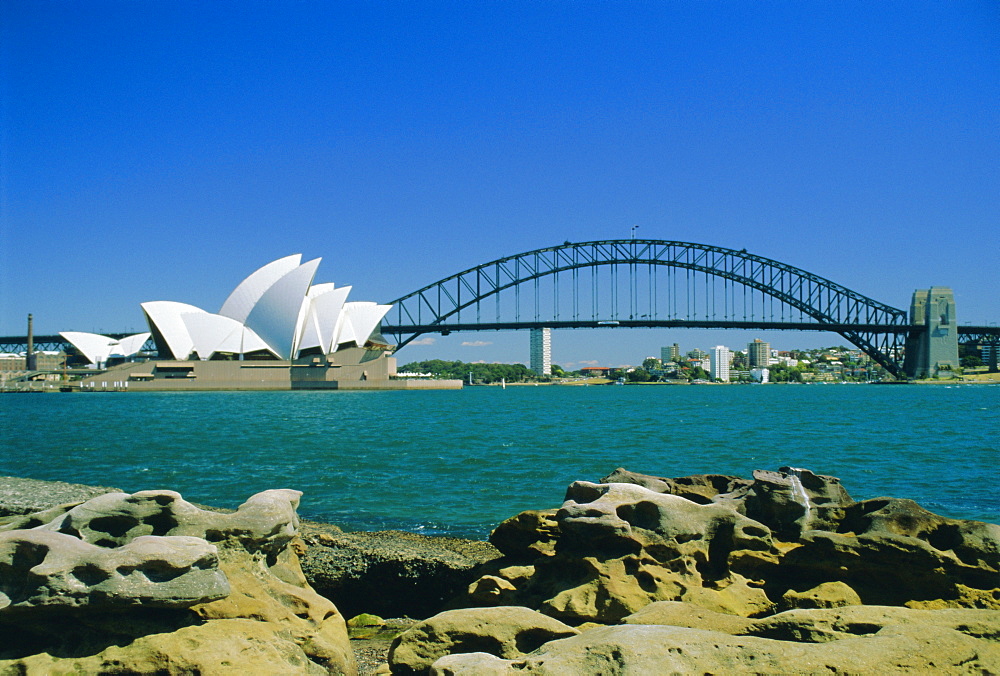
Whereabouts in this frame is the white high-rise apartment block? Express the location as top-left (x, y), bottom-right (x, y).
top-left (710, 345), bottom-right (732, 382)
top-left (530, 328), bottom-right (551, 376)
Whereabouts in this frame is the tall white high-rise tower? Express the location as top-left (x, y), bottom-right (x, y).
top-left (710, 345), bottom-right (732, 382)
top-left (530, 328), bottom-right (551, 376)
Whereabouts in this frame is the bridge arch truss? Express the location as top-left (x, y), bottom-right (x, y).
top-left (383, 239), bottom-right (913, 377)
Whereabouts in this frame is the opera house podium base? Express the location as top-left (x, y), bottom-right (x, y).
top-left (75, 348), bottom-right (463, 392)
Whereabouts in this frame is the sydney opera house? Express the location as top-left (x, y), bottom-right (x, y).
top-left (68, 255), bottom-right (457, 390)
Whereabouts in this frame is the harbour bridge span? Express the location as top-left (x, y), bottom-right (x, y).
top-left (4, 240), bottom-right (998, 380)
top-left (381, 239), bottom-right (994, 379)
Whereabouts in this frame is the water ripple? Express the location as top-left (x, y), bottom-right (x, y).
top-left (1, 385), bottom-right (997, 537)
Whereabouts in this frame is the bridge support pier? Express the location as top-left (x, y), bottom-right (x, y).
top-left (903, 287), bottom-right (959, 379)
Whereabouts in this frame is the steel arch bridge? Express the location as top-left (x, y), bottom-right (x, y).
top-left (382, 239), bottom-right (918, 377)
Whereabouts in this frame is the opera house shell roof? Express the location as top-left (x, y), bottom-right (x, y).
top-left (58, 331), bottom-right (151, 365)
top-left (140, 255), bottom-right (392, 361)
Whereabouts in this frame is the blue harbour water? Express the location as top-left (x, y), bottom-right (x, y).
top-left (1, 384), bottom-right (997, 539)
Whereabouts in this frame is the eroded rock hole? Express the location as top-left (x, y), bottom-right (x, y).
top-left (145, 509), bottom-right (178, 537)
top-left (90, 515), bottom-right (140, 539)
top-left (925, 523), bottom-right (962, 552)
top-left (72, 563), bottom-right (111, 586)
top-left (12, 541), bottom-right (49, 570)
top-left (615, 501), bottom-right (662, 531)
top-left (140, 560), bottom-right (186, 583)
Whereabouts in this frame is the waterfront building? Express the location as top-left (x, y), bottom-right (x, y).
top-left (981, 344), bottom-right (998, 363)
top-left (748, 338), bottom-right (770, 368)
top-left (530, 328), bottom-right (551, 376)
top-left (750, 367), bottom-right (770, 383)
top-left (710, 345), bottom-right (732, 382)
top-left (0, 352), bottom-right (64, 372)
top-left (661, 343), bottom-right (680, 362)
top-left (687, 357), bottom-right (709, 371)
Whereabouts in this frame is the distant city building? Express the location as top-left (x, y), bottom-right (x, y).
top-left (687, 358), bottom-right (709, 371)
top-left (530, 327), bottom-right (551, 376)
top-left (661, 343), bottom-right (680, 362)
top-left (580, 366), bottom-right (611, 377)
top-left (710, 345), bottom-right (732, 382)
top-left (748, 338), bottom-right (770, 368)
top-left (750, 367), bottom-right (770, 383)
top-left (0, 352), bottom-right (64, 372)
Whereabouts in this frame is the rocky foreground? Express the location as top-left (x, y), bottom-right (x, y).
top-left (1, 468), bottom-right (998, 674)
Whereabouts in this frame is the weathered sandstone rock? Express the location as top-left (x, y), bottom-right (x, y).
top-left (602, 467), bottom-right (752, 506)
top-left (488, 509), bottom-right (560, 560)
top-left (410, 603), bottom-right (1000, 673)
top-left (427, 619), bottom-right (1000, 674)
top-left (458, 467), bottom-right (1000, 627)
top-left (619, 599), bottom-right (756, 634)
top-left (744, 467), bottom-right (855, 537)
top-left (388, 606), bottom-right (578, 675)
top-left (0, 529), bottom-right (228, 610)
top-left (461, 479), bottom-right (775, 623)
top-left (777, 497), bottom-right (1000, 607)
top-left (746, 605), bottom-right (1000, 643)
top-left (781, 580), bottom-right (862, 610)
top-left (15, 487), bottom-right (303, 552)
top-left (0, 489), bottom-right (357, 675)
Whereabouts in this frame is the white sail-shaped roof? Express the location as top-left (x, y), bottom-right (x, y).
top-left (141, 301), bottom-right (205, 360)
top-left (139, 254), bottom-right (392, 361)
top-left (219, 254), bottom-right (302, 324)
top-left (335, 302), bottom-right (392, 348)
top-left (245, 258), bottom-right (321, 360)
top-left (181, 313), bottom-right (272, 360)
top-left (297, 284), bottom-right (352, 355)
top-left (59, 331), bottom-right (151, 365)
top-left (115, 332), bottom-right (152, 357)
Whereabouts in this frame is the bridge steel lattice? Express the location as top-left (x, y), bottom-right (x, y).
top-left (382, 239), bottom-right (917, 376)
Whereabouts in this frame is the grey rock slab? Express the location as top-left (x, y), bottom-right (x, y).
top-left (0, 476), bottom-right (120, 519)
top-left (0, 529), bottom-right (228, 610)
top-left (30, 488), bottom-right (303, 554)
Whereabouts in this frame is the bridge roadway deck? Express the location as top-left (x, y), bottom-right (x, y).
top-left (382, 320), bottom-right (930, 334)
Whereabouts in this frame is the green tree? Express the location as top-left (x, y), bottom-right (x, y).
top-left (689, 366), bottom-right (710, 381)
top-left (399, 360), bottom-right (535, 384)
top-left (961, 354), bottom-right (984, 368)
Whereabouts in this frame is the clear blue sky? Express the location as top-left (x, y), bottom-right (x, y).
top-left (2, 2), bottom-right (997, 368)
